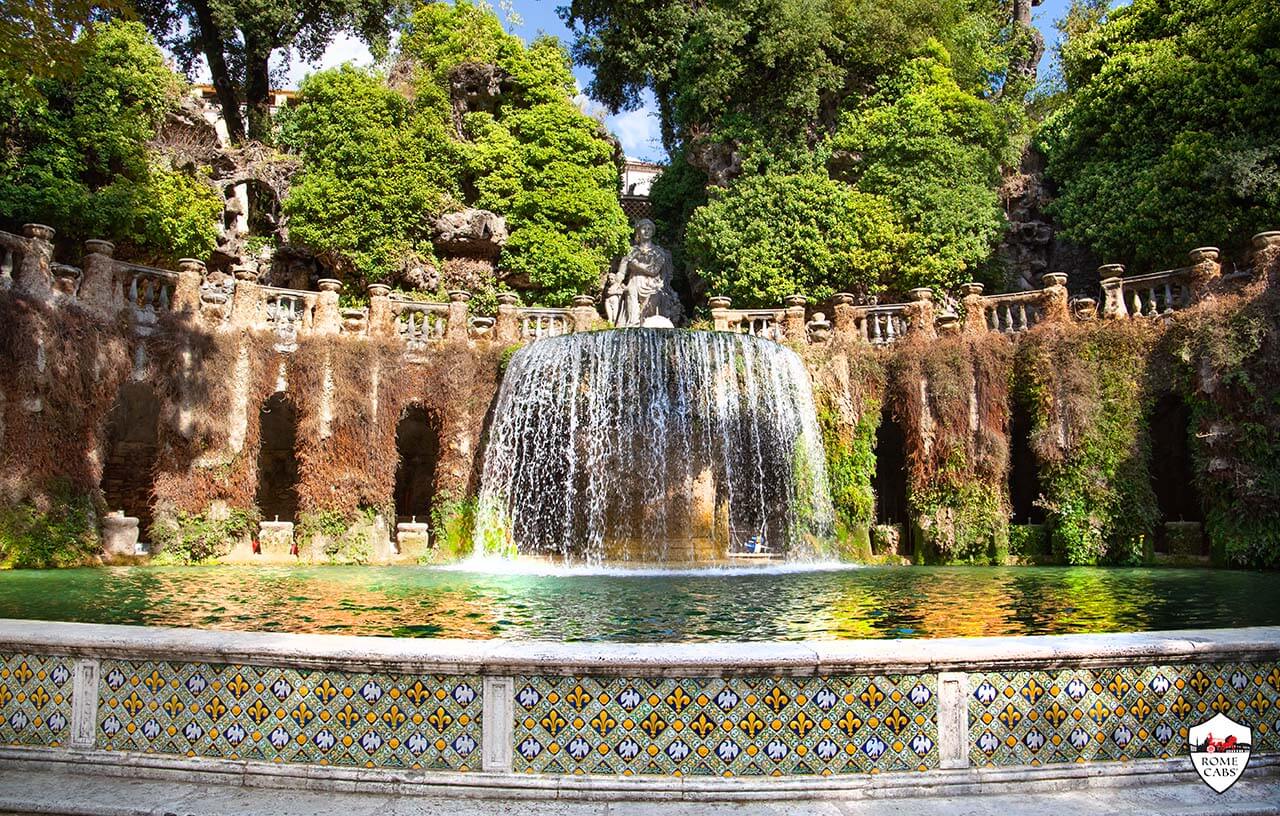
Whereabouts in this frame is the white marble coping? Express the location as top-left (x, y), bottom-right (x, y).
top-left (1, 620), bottom-right (1277, 677)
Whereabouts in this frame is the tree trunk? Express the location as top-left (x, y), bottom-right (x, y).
top-left (192, 0), bottom-right (244, 144)
top-left (244, 41), bottom-right (273, 143)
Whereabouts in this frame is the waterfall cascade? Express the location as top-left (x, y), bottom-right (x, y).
top-left (474, 329), bottom-right (834, 564)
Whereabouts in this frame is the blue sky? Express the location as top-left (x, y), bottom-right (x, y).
top-left (283, 0), bottom-right (1075, 162)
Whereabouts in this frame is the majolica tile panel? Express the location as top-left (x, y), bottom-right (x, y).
top-left (96, 660), bottom-right (481, 770)
top-left (0, 653), bottom-right (74, 748)
top-left (512, 674), bottom-right (937, 776)
top-left (969, 662), bottom-right (1280, 767)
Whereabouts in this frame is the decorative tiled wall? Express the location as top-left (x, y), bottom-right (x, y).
top-left (511, 675), bottom-right (937, 776)
top-left (0, 654), bottom-right (74, 748)
top-left (4, 644), bottom-right (1280, 780)
top-left (96, 660), bottom-right (482, 770)
top-left (969, 662), bottom-right (1280, 767)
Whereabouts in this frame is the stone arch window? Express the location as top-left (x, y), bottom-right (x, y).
top-left (1008, 394), bottom-right (1045, 524)
top-left (393, 405), bottom-right (441, 525)
top-left (255, 393), bottom-right (299, 523)
top-left (872, 403), bottom-right (909, 528)
top-left (1148, 392), bottom-right (1204, 553)
top-left (100, 382), bottom-right (161, 539)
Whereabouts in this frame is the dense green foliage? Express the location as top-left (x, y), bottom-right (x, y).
top-left (1169, 288), bottom-right (1280, 567)
top-left (1019, 324), bottom-right (1158, 566)
top-left (281, 66), bottom-right (460, 287)
top-left (562, 0), bottom-right (1022, 301)
top-left (686, 172), bottom-right (907, 304)
top-left (0, 20), bottom-right (220, 259)
top-left (149, 507), bottom-right (259, 565)
top-left (1040, 0), bottom-right (1280, 268)
top-left (0, 486), bottom-right (99, 568)
top-left (282, 1), bottom-right (629, 305)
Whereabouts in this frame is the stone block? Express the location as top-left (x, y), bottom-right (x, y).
top-left (101, 513), bottom-right (139, 557)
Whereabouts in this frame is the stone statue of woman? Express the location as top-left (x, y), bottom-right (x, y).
top-left (612, 219), bottom-right (682, 327)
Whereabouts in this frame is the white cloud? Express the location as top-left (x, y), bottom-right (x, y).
top-left (607, 101), bottom-right (664, 162)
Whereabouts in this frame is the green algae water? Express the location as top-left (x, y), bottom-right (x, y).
top-left (0, 564), bottom-right (1276, 641)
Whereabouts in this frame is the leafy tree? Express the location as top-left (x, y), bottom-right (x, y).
top-left (282, 1), bottom-right (629, 305)
top-left (1039, 0), bottom-right (1280, 268)
top-left (0, 1), bottom-right (121, 87)
top-left (685, 171), bottom-right (908, 306)
top-left (136, 0), bottom-right (404, 142)
top-left (279, 65), bottom-right (461, 287)
top-left (832, 46), bottom-right (1014, 292)
top-left (0, 19), bottom-right (221, 259)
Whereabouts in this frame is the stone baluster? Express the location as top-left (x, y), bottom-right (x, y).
top-left (174, 258), bottom-right (205, 316)
top-left (446, 289), bottom-right (471, 341)
top-left (495, 293), bottom-right (520, 344)
top-left (960, 282), bottom-right (986, 334)
top-left (1040, 272), bottom-right (1069, 323)
top-left (312, 278), bottom-right (342, 335)
top-left (709, 296), bottom-right (732, 332)
top-left (1185, 247), bottom-right (1220, 302)
top-left (783, 294), bottom-right (807, 343)
top-left (79, 240), bottom-right (117, 313)
top-left (571, 295), bottom-right (599, 333)
top-left (1251, 231), bottom-right (1280, 286)
top-left (904, 287), bottom-right (936, 340)
top-left (367, 284), bottom-right (394, 337)
top-left (230, 265), bottom-right (262, 327)
top-left (16, 224), bottom-right (55, 301)
top-left (1098, 264), bottom-right (1127, 318)
top-left (829, 293), bottom-right (857, 342)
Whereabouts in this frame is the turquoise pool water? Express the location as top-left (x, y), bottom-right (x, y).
top-left (0, 563), bottom-right (1274, 641)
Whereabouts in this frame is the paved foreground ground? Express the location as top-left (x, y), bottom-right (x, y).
top-left (1, 766), bottom-right (1278, 815)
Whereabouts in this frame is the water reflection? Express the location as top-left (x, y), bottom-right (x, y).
top-left (0, 565), bottom-right (1274, 641)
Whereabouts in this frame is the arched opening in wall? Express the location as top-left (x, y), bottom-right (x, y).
top-left (255, 393), bottom-right (299, 523)
top-left (1008, 396), bottom-right (1045, 524)
top-left (872, 404), bottom-right (909, 535)
top-left (1148, 392), bottom-right (1204, 553)
top-left (246, 179), bottom-right (281, 238)
top-left (394, 406), bottom-right (440, 526)
top-left (100, 383), bottom-right (161, 539)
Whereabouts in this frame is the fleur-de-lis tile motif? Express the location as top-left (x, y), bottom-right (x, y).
top-left (688, 712), bottom-right (717, 738)
top-left (540, 709), bottom-right (565, 737)
top-left (763, 687), bottom-right (789, 713)
top-left (122, 692), bottom-right (145, 716)
top-left (883, 707), bottom-right (909, 735)
top-left (289, 702), bottom-right (313, 727)
top-left (143, 670), bottom-right (165, 693)
top-left (738, 712), bottom-right (766, 738)
top-left (998, 704), bottom-right (1021, 729)
top-left (29, 686), bottom-right (49, 709)
top-left (13, 663), bottom-right (32, 683)
top-left (788, 711), bottom-right (814, 738)
top-left (860, 683), bottom-right (885, 710)
top-left (1044, 702), bottom-right (1068, 727)
top-left (1250, 691), bottom-right (1272, 715)
top-left (312, 679), bottom-right (338, 704)
top-left (428, 706), bottom-right (454, 732)
top-left (1021, 678), bottom-right (1046, 705)
top-left (837, 710), bottom-right (862, 737)
top-left (409, 681), bottom-right (434, 706)
top-left (335, 703), bottom-right (360, 728)
top-left (565, 685), bottom-right (591, 711)
top-left (382, 704), bottom-right (407, 729)
top-left (1130, 698), bottom-right (1152, 721)
top-left (1106, 675), bottom-right (1130, 697)
top-left (203, 696), bottom-right (227, 722)
top-left (1188, 671), bottom-right (1211, 695)
top-left (1170, 695), bottom-right (1191, 717)
top-left (639, 712), bottom-right (666, 738)
top-left (1086, 701), bottom-right (1110, 725)
top-left (665, 686), bottom-right (692, 714)
top-left (590, 710), bottom-right (616, 737)
top-left (163, 694), bottom-right (185, 717)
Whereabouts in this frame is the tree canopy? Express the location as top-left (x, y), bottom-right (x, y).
top-left (1038, 0), bottom-right (1280, 269)
top-left (281, 0), bottom-right (629, 306)
top-left (0, 19), bottom-right (221, 259)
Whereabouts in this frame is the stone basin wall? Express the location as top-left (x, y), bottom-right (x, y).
top-left (1, 222), bottom-right (1279, 566)
top-left (0, 620), bottom-right (1276, 799)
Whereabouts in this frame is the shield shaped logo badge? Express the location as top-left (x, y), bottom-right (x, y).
top-left (1189, 712), bottom-right (1252, 793)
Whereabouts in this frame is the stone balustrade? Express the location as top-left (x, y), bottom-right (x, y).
top-left (6, 225), bottom-right (1275, 355)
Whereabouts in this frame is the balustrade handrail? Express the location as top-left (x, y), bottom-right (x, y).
top-left (115, 261), bottom-right (180, 282)
top-left (390, 298), bottom-right (449, 313)
top-left (261, 284), bottom-right (320, 302)
top-left (0, 230), bottom-right (27, 253)
top-left (1121, 266), bottom-right (1191, 286)
top-left (515, 306), bottom-right (573, 317)
top-left (979, 290), bottom-right (1044, 304)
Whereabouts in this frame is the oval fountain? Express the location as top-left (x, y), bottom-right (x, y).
top-left (474, 328), bottom-right (835, 565)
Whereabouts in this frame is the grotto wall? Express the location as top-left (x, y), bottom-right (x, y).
top-left (0, 222), bottom-right (1278, 568)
